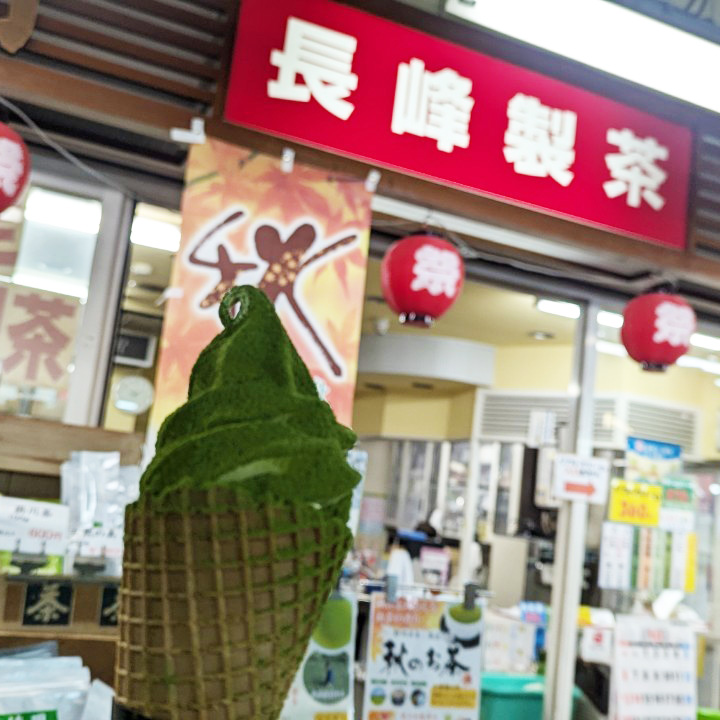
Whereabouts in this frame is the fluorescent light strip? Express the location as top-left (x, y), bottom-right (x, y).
top-left (445, 0), bottom-right (720, 114)
top-left (595, 314), bottom-right (720, 352)
top-left (536, 298), bottom-right (581, 319)
top-left (598, 339), bottom-right (720, 375)
top-left (690, 333), bottom-right (720, 352)
top-left (130, 216), bottom-right (181, 253)
top-left (676, 354), bottom-right (720, 375)
top-left (24, 188), bottom-right (102, 235)
top-left (597, 311), bottom-right (623, 329)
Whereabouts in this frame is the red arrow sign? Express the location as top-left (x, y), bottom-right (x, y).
top-left (564, 482), bottom-right (596, 496)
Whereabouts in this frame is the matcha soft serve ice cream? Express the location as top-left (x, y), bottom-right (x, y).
top-left (114, 286), bottom-right (360, 720)
top-left (142, 284), bottom-right (359, 508)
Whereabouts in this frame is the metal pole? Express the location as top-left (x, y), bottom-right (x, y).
top-left (458, 387), bottom-right (483, 585)
top-left (434, 440), bottom-right (451, 528)
top-left (543, 302), bottom-right (599, 720)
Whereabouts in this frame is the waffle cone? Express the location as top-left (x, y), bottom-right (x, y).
top-left (114, 487), bottom-right (352, 720)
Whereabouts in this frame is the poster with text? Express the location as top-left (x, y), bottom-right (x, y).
top-left (612, 615), bottom-right (696, 720)
top-left (281, 590), bottom-right (357, 720)
top-left (363, 596), bottom-right (482, 720)
top-left (149, 140), bottom-right (371, 437)
top-left (626, 437), bottom-right (682, 484)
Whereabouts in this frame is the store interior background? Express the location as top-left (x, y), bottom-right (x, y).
top-left (3, 177), bottom-right (719, 570)
top-left (2, 166), bottom-right (720, 704)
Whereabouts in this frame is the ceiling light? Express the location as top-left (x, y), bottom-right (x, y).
top-left (536, 298), bottom-right (581, 319)
top-left (130, 261), bottom-right (154, 276)
top-left (528, 330), bottom-right (555, 341)
top-left (676, 355), bottom-right (720, 375)
top-left (24, 188), bottom-right (102, 235)
top-left (691, 333), bottom-right (720, 352)
top-left (130, 216), bottom-right (181, 253)
top-left (445, 0), bottom-right (720, 114)
top-left (597, 340), bottom-right (627, 357)
top-left (597, 311), bottom-right (623, 329)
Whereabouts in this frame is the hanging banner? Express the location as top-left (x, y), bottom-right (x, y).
top-left (281, 590), bottom-right (357, 720)
top-left (226, 0), bottom-right (692, 249)
top-left (611, 616), bottom-right (696, 720)
top-left (363, 595), bottom-right (483, 720)
top-left (150, 141), bottom-right (371, 433)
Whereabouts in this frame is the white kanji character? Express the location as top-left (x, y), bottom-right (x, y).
top-left (0, 137), bottom-right (24, 198)
top-left (411, 244), bottom-right (461, 297)
top-left (503, 93), bottom-right (577, 187)
top-left (391, 58), bottom-right (474, 153)
top-left (603, 128), bottom-right (668, 210)
top-left (267, 17), bottom-right (358, 120)
top-left (653, 302), bottom-right (695, 347)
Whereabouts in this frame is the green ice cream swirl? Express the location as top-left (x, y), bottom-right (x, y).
top-left (141, 286), bottom-right (360, 507)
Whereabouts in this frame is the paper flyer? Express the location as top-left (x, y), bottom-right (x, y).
top-left (598, 522), bottom-right (633, 591)
top-left (280, 590), bottom-right (357, 720)
top-left (625, 437), bottom-right (682, 484)
top-left (363, 596), bottom-right (483, 720)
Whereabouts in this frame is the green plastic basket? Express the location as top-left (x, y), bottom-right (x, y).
top-left (481, 674), bottom-right (581, 720)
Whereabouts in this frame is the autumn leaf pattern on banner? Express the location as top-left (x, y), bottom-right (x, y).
top-left (150, 140), bottom-right (371, 434)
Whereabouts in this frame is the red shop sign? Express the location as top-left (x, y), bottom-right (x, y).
top-left (225, 0), bottom-right (692, 250)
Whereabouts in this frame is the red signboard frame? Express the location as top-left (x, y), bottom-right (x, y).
top-left (225, 0), bottom-right (692, 249)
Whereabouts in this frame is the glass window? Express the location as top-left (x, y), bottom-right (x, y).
top-left (0, 185), bottom-right (102, 422)
top-left (102, 203), bottom-right (180, 434)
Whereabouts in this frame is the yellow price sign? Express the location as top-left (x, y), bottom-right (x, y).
top-left (430, 686), bottom-right (477, 708)
top-left (608, 480), bottom-right (661, 526)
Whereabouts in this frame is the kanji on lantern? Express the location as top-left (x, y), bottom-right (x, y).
top-left (0, 122), bottom-right (30, 213)
top-left (621, 292), bottom-right (695, 371)
top-left (381, 234), bottom-right (464, 326)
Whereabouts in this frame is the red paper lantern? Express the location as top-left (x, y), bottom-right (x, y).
top-left (0, 123), bottom-right (29, 214)
top-left (621, 292), bottom-right (696, 371)
top-left (380, 233), bottom-right (464, 326)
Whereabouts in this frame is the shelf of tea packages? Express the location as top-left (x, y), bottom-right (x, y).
top-left (0, 415), bottom-right (144, 686)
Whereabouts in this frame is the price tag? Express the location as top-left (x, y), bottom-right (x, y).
top-left (608, 480), bottom-right (662, 526)
top-left (0, 497), bottom-right (69, 555)
top-left (79, 526), bottom-right (124, 559)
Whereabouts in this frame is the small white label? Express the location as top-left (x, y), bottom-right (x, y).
top-left (553, 453), bottom-right (610, 505)
top-left (580, 626), bottom-right (613, 665)
top-left (79, 526), bottom-right (124, 559)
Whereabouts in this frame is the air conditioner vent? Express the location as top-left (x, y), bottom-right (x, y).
top-left (627, 399), bottom-right (697, 456)
top-left (593, 397), bottom-right (617, 445)
top-left (480, 393), bottom-right (572, 441)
